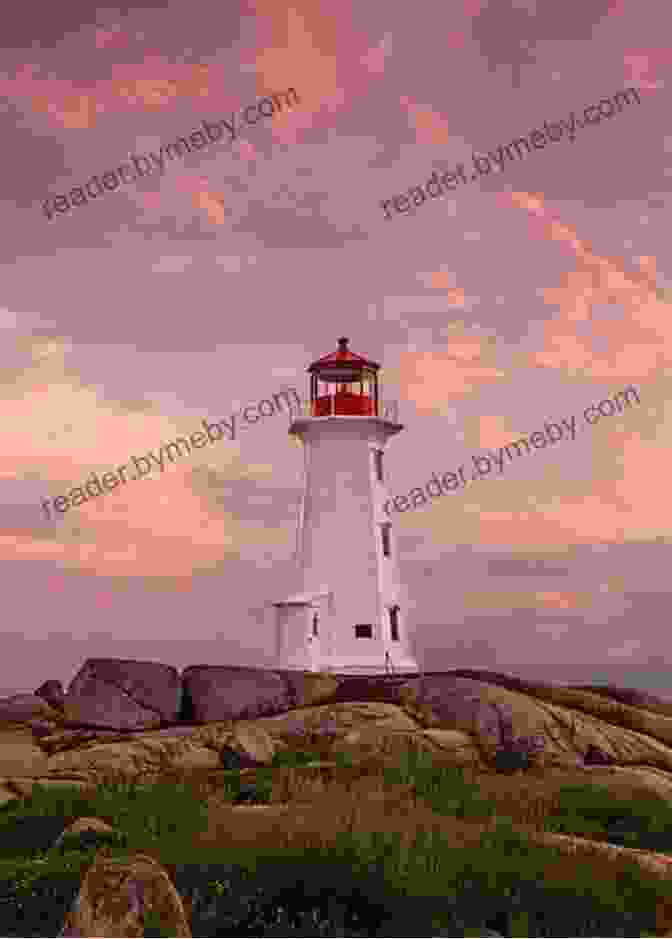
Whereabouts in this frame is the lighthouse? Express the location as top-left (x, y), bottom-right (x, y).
top-left (273, 337), bottom-right (419, 675)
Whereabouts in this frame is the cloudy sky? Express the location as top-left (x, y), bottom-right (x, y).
top-left (3, 0), bottom-right (671, 693)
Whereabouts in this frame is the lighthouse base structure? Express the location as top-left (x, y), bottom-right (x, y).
top-left (320, 657), bottom-right (421, 676)
top-left (277, 655), bottom-right (421, 676)
top-left (273, 592), bottom-right (419, 676)
top-left (315, 636), bottom-right (420, 676)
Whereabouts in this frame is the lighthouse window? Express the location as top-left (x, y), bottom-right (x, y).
top-left (312, 612), bottom-right (319, 636)
top-left (389, 606), bottom-right (400, 641)
top-left (355, 623), bottom-right (373, 638)
top-left (374, 449), bottom-right (384, 482)
top-left (381, 523), bottom-right (391, 558)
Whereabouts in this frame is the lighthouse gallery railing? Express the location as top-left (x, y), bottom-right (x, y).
top-left (283, 395), bottom-right (399, 423)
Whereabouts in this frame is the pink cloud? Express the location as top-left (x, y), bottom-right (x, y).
top-left (19, 461), bottom-right (271, 579)
top-left (463, 588), bottom-right (590, 613)
top-left (509, 191), bottom-right (671, 383)
top-left (399, 95), bottom-right (452, 147)
top-left (360, 34), bottom-right (392, 76)
top-left (250, 1), bottom-right (342, 145)
top-left (398, 331), bottom-right (505, 413)
top-left (470, 426), bottom-right (667, 549)
top-left (1, 54), bottom-right (235, 133)
top-left (624, 49), bottom-right (667, 90)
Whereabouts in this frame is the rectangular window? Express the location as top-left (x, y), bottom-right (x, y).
top-left (389, 606), bottom-right (400, 641)
top-left (355, 623), bottom-right (373, 638)
top-left (381, 523), bottom-right (391, 558)
top-left (312, 613), bottom-right (319, 636)
top-left (374, 449), bottom-right (384, 482)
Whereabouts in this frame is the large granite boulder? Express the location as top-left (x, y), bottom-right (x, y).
top-left (399, 676), bottom-right (515, 749)
top-left (181, 668), bottom-right (344, 723)
top-left (58, 849), bottom-right (191, 937)
top-left (182, 666), bottom-right (294, 722)
top-left (64, 659), bottom-right (181, 731)
top-left (0, 694), bottom-right (63, 725)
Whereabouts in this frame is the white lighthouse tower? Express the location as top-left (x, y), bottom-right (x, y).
top-left (273, 337), bottom-right (419, 675)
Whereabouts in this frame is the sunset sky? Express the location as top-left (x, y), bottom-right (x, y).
top-left (3, 0), bottom-right (671, 694)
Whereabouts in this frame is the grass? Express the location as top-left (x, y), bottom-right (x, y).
top-left (142, 905), bottom-right (180, 937)
top-left (543, 782), bottom-right (672, 849)
top-left (381, 743), bottom-right (672, 853)
top-left (2, 742), bottom-right (672, 935)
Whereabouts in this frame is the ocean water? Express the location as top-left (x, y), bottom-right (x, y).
top-left (438, 668), bottom-right (672, 701)
top-left (496, 666), bottom-right (672, 700)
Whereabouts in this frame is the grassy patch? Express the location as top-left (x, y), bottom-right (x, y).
top-left (0, 775), bottom-right (211, 863)
top-left (159, 820), bottom-right (672, 936)
top-left (270, 747), bottom-right (325, 768)
top-left (543, 781), bottom-right (672, 851)
top-left (142, 905), bottom-right (180, 937)
top-left (378, 740), bottom-right (672, 855)
top-left (2, 745), bottom-right (672, 935)
top-left (381, 741), bottom-right (502, 822)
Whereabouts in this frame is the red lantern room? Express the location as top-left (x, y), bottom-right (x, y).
top-left (307, 337), bottom-right (381, 418)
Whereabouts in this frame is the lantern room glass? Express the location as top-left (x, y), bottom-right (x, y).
top-left (311, 368), bottom-right (380, 417)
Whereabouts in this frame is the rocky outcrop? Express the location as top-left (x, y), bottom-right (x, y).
top-left (283, 671), bottom-right (341, 709)
top-left (399, 676), bottom-right (515, 748)
top-left (63, 659), bottom-right (182, 731)
top-left (34, 680), bottom-right (65, 713)
top-left (181, 666), bottom-right (293, 722)
top-left (0, 694), bottom-right (63, 725)
top-left (583, 743), bottom-right (612, 765)
top-left (0, 726), bottom-right (52, 779)
top-left (43, 731), bottom-right (221, 788)
top-left (447, 670), bottom-right (672, 751)
top-left (58, 849), bottom-right (191, 937)
top-left (260, 700), bottom-right (485, 768)
top-left (219, 723), bottom-right (275, 767)
top-left (0, 662), bottom-right (672, 814)
top-left (182, 667), bottom-right (345, 723)
top-left (572, 684), bottom-right (672, 717)
top-left (1, 665), bottom-right (672, 937)
top-left (524, 825), bottom-right (672, 883)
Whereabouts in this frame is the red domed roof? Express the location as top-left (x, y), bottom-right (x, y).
top-left (307, 337), bottom-right (380, 373)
